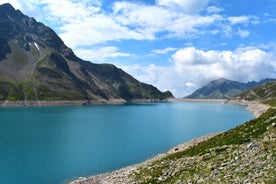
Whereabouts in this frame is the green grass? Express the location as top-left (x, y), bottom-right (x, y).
top-left (8, 42), bottom-right (29, 64)
top-left (262, 98), bottom-right (276, 107)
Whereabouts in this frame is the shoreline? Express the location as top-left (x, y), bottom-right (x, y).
top-left (0, 98), bottom-right (232, 107)
top-left (68, 99), bottom-right (269, 184)
top-left (226, 99), bottom-right (270, 118)
top-left (0, 98), bottom-right (172, 107)
top-left (169, 98), bottom-right (227, 103)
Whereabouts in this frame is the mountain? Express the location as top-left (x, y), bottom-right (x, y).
top-left (0, 3), bottom-right (173, 105)
top-left (237, 81), bottom-right (276, 106)
top-left (185, 78), bottom-right (276, 99)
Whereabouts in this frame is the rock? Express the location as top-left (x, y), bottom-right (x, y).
top-left (263, 136), bottom-right (270, 142)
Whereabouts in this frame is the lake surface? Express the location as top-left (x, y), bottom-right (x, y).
top-left (0, 102), bottom-right (253, 184)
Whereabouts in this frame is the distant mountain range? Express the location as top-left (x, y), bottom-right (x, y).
top-left (0, 3), bottom-right (173, 105)
top-left (185, 78), bottom-right (276, 99)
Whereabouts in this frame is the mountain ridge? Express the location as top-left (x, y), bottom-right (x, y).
top-left (185, 78), bottom-right (276, 99)
top-left (0, 3), bottom-right (173, 105)
top-left (236, 81), bottom-right (276, 107)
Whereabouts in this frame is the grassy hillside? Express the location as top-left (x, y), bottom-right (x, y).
top-left (238, 81), bottom-right (276, 107)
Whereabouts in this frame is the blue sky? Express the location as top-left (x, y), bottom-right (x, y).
top-left (2, 0), bottom-right (276, 97)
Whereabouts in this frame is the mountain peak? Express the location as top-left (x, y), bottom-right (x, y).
top-left (0, 3), bottom-right (15, 11)
top-left (0, 3), bottom-right (78, 61)
top-left (211, 78), bottom-right (229, 85)
top-left (0, 3), bottom-right (21, 18)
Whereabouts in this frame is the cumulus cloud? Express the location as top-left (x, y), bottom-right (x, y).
top-left (171, 47), bottom-right (276, 94)
top-left (121, 47), bottom-right (276, 97)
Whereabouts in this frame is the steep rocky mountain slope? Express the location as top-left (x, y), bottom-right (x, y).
top-left (185, 78), bottom-right (275, 99)
top-left (0, 3), bottom-right (173, 105)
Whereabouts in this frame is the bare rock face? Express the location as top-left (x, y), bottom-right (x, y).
top-left (0, 3), bottom-right (173, 104)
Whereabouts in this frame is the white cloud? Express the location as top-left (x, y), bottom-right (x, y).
top-left (228, 16), bottom-right (251, 25)
top-left (206, 6), bottom-right (224, 14)
top-left (58, 14), bottom-right (144, 48)
top-left (228, 15), bottom-right (259, 25)
top-left (5, 0), bottom-right (260, 50)
top-left (237, 29), bottom-right (250, 38)
top-left (74, 46), bottom-right (133, 62)
top-left (6, 0), bottom-right (224, 48)
top-left (113, 1), bottom-right (223, 39)
top-left (152, 47), bottom-right (178, 54)
top-left (156, 0), bottom-right (210, 14)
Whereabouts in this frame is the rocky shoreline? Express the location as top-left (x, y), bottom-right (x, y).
top-left (68, 99), bottom-right (270, 184)
top-left (226, 99), bottom-right (270, 118)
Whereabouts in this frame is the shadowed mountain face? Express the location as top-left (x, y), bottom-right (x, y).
top-left (185, 78), bottom-right (276, 99)
top-left (0, 3), bottom-right (173, 102)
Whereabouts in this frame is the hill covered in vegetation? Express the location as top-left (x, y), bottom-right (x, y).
top-left (237, 81), bottom-right (276, 107)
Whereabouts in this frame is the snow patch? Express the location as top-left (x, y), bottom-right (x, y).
top-left (34, 42), bottom-right (40, 51)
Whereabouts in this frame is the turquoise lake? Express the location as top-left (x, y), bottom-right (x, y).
top-left (0, 102), bottom-right (254, 184)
